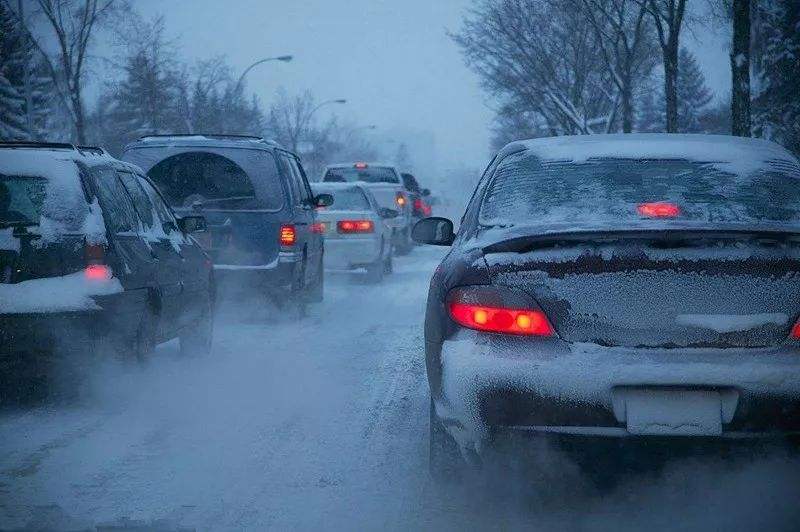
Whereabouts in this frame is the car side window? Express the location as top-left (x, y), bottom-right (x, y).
top-left (117, 170), bottom-right (155, 230)
top-left (289, 157), bottom-right (313, 203)
top-left (278, 154), bottom-right (303, 206)
top-left (137, 175), bottom-right (178, 235)
top-left (92, 166), bottom-right (139, 234)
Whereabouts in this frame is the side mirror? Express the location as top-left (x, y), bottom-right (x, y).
top-left (378, 207), bottom-right (399, 219)
top-left (314, 193), bottom-right (334, 208)
top-left (412, 217), bottom-right (454, 246)
top-left (177, 215), bottom-right (207, 234)
top-left (421, 188), bottom-right (431, 197)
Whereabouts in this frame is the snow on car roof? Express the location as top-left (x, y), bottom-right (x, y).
top-left (507, 134), bottom-right (799, 176)
top-left (131, 134), bottom-right (284, 149)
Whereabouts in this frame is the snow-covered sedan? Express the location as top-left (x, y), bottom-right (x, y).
top-left (413, 134), bottom-right (800, 478)
top-left (311, 182), bottom-right (398, 282)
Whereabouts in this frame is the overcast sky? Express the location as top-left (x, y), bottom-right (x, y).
top-left (130, 0), bottom-right (733, 175)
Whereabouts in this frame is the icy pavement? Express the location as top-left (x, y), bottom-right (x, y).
top-left (1, 246), bottom-right (799, 531)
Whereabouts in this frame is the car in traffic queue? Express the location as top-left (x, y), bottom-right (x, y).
top-left (310, 182), bottom-right (398, 283)
top-left (401, 172), bottom-right (433, 222)
top-left (413, 134), bottom-right (800, 479)
top-left (322, 162), bottom-right (414, 255)
top-left (122, 135), bottom-right (332, 315)
top-left (0, 142), bottom-right (214, 400)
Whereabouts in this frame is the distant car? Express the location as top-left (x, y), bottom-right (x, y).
top-left (401, 172), bottom-right (432, 221)
top-left (311, 182), bottom-right (397, 282)
top-left (322, 162), bottom-right (413, 255)
top-left (122, 135), bottom-right (332, 315)
top-left (0, 142), bottom-right (214, 400)
top-left (414, 134), bottom-right (800, 479)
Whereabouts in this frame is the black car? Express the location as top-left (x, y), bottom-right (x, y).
top-left (0, 142), bottom-right (213, 400)
top-left (400, 172), bottom-right (432, 221)
top-left (122, 135), bottom-right (331, 314)
top-left (413, 134), bottom-right (800, 478)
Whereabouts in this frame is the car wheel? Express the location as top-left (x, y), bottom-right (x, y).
top-left (180, 292), bottom-right (213, 357)
top-left (284, 255), bottom-right (308, 318)
top-left (307, 255), bottom-right (324, 303)
top-left (133, 304), bottom-right (158, 363)
top-left (429, 398), bottom-right (465, 482)
top-left (394, 228), bottom-right (412, 256)
top-left (383, 243), bottom-right (394, 274)
top-left (366, 243), bottom-right (385, 284)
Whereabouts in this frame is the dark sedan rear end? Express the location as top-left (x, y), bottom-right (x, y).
top-left (415, 134), bottom-right (800, 476)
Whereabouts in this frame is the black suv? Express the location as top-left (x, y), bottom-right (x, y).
top-left (122, 135), bottom-right (331, 314)
top-left (0, 142), bottom-right (214, 400)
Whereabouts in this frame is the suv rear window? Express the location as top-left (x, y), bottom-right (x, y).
top-left (124, 147), bottom-right (285, 210)
top-left (480, 153), bottom-right (800, 227)
top-left (324, 166), bottom-right (399, 184)
top-left (0, 176), bottom-right (46, 224)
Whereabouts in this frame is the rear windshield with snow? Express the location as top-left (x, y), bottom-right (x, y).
top-left (320, 188), bottom-right (371, 211)
top-left (0, 152), bottom-right (89, 237)
top-left (480, 153), bottom-right (800, 227)
top-left (323, 166), bottom-right (400, 184)
top-left (123, 147), bottom-right (285, 210)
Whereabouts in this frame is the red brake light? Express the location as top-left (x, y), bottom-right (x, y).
top-left (84, 264), bottom-right (112, 280)
top-left (637, 202), bottom-right (680, 218)
top-left (791, 321), bottom-right (800, 339)
top-left (354, 162), bottom-right (368, 169)
top-left (337, 220), bottom-right (374, 233)
top-left (311, 222), bottom-right (326, 234)
top-left (280, 224), bottom-right (296, 246)
top-left (413, 198), bottom-right (432, 217)
top-left (449, 302), bottom-right (554, 336)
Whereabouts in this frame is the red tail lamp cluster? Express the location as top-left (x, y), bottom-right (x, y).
top-left (337, 220), bottom-right (374, 233)
top-left (84, 242), bottom-right (112, 280)
top-left (447, 287), bottom-right (554, 336)
top-left (280, 224), bottom-right (296, 246)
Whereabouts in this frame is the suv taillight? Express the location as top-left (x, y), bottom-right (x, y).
top-left (84, 242), bottom-right (111, 280)
top-left (280, 224), bottom-right (296, 246)
top-left (447, 286), bottom-right (554, 336)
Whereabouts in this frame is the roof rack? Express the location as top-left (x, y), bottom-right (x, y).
top-left (137, 133), bottom-right (264, 141)
top-left (0, 141), bottom-right (75, 150)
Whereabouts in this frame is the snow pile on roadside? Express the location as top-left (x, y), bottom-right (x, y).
top-left (0, 271), bottom-right (122, 313)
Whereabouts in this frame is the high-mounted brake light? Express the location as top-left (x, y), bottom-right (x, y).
top-left (354, 162), bottom-right (368, 169)
top-left (337, 220), bottom-right (374, 233)
top-left (84, 242), bottom-right (111, 280)
top-left (311, 222), bottom-right (326, 234)
top-left (280, 224), bottom-right (296, 246)
top-left (449, 302), bottom-right (554, 336)
top-left (637, 202), bottom-right (680, 218)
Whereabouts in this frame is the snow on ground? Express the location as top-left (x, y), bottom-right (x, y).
top-left (1, 245), bottom-right (799, 531)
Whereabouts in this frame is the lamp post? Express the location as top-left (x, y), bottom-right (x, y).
top-left (233, 55), bottom-right (293, 96)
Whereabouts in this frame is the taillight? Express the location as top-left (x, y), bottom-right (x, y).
top-left (791, 320), bottom-right (800, 339)
top-left (637, 202), bottom-right (680, 218)
top-left (311, 222), bottom-right (326, 234)
top-left (447, 286), bottom-right (554, 336)
top-left (413, 198), bottom-right (431, 217)
top-left (280, 224), bottom-right (296, 246)
top-left (396, 192), bottom-right (407, 207)
top-left (337, 220), bottom-right (374, 233)
top-left (84, 242), bottom-right (111, 280)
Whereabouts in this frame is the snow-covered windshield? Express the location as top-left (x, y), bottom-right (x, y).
top-left (317, 187), bottom-right (371, 210)
top-left (480, 153), bottom-right (800, 227)
top-left (0, 176), bottom-right (46, 224)
top-left (323, 166), bottom-right (399, 184)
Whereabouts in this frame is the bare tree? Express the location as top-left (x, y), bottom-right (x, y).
top-left (580, 0), bottom-right (657, 132)
top-left (2, 0), bottom-right (120, 143)
top-left (730, 0), bottom-right (751, 136)
top-left (452, 0), bottom-right (616, 136)
top-left (266, 89), bottom-right (318, 153)
top-left (638, 0), bottom-right (689, 133)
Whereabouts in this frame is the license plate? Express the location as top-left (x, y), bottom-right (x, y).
top-left (622, 389), bottom-right (722, 436)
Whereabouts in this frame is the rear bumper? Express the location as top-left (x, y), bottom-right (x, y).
top-left (212, 253), bottom-right (297, 293)
top-left (0, 310), bottom-right (101, 357)
top-left (432, 333), bottom-right (800, 450)
top-left (324, 237), bottom-right (382, 269)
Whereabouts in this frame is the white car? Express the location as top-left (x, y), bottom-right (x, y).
top-left (321, 162), bottom-right (414, 255)
top-left (311, 182), bottom-right (398, 282)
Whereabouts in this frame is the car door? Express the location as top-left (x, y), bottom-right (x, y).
top-left (285, 154), bottom-right (322, 286)
top-left (129, 173), bottom-right (189, 337)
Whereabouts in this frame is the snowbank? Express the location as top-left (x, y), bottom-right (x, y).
top-left (0, 271), bottom-right (122, 314)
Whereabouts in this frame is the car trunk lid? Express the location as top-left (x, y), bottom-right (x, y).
top-left (484, 229), bottom-right (800, 348)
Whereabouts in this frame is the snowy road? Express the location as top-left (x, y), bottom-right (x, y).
top-left (2, 246), bottom-right (800, 531)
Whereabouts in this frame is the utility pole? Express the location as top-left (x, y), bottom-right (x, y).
top-left (18, 0), bottom-right (34, 138)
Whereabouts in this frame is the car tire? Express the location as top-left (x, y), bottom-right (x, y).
top-left (366, 246), bottom-right (386, 284)
top-left (394, 228), bottom-right (413, 256)
top-left (284, 255), bottom-right (308, 318)
top-left (429, 398), bottom-right (465, 482)
top-left (133, 304), bottom-right (158, 363)
top-left (180, 292), bottom-right (214, 357)
top-left (307, 255), bottom-right (324, 303)
top-left (383, 243), bottom-right (394, 274)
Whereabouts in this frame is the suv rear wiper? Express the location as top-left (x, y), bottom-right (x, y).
top-left (190, 196), bottom-right (257, 207)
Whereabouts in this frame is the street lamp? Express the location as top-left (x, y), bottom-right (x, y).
top-left (234, 55), bottom-right (294, 95)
